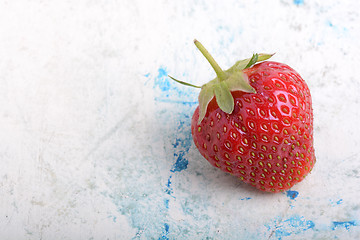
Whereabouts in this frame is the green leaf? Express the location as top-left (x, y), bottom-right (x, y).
top-left (197, 84), bottom-right (216, 124)
top-left (227, 58), bottom-right (250, 73)
top-left (227, 53), bottom-right (275, 72)
top-left (257, 53), bottom-right (275, 62)
top-left (226, 71), bottom-right (256, 93)
top-left (244, 54), bottom-right (259, 69)
top-left (214, 81), bottom-right (234, 114)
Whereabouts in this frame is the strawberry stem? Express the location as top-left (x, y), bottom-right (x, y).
top-left (194, 39), bottom-right (227, 81)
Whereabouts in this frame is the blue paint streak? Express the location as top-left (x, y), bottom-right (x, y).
top-left (153, 65), bottom-right (197, 239)
top-left (152, 67), bottom-right (198, 103)
top-left (170, 117), bottom-right (192, 173)
top-left (154, 67), bottom-right (170, 92)
top-left (336, 199), bottom-right (343, 205)
top-left (164, 199), bottom-right (169, 209)
top-left (273, 215), bottom-right (315, 238)
top-left (166, 177), bottom-right (172, 188)
top-left (154, 97), bottom-right (198, 106)
top-left (325, 20), bottom-right (349, 39)
top-left (161, 116), bottom-right (193, 238)
top-left (164, 223), bottom-right (169, 232)
top-left (171, 152), bottom-right (189, 172)
top-left (293, 0), bottom-right (304, 5)
top-left (165, 177), bottom-right (173, 195)
top-left (158, 68), bottom-right (167, 78)
top-left (330, 198), bottom-right (344, 206)
top-left (159, 223), bottom-right (170, 240)
top-left (286, 190), bottom-right (299, 200)
top-left (162, 175), bottom-right (173, 239)
top-left (332, 221), bottom-right (358, 230)
top-left (240, 197), bottom-right (251, 201)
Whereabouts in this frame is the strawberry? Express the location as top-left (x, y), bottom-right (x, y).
top-left (170, 40), bottom-right (315, 193)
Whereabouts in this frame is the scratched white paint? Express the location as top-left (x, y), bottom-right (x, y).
top-left (0, 0), bottom-right (359, 239)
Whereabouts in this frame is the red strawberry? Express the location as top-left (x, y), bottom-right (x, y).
top-left (170, 40), bottom-right (315, 193)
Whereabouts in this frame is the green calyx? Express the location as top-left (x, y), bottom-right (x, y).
top-left (169, 39), bottom-right (274, 124)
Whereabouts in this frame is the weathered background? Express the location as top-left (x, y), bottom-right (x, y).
top-left (0, 0), bottom-right (359, 239)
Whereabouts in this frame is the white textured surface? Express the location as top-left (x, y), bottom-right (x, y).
top-left (0, 0), bottom-right (359, 239)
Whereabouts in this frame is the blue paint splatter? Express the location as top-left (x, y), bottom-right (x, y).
top-left (165, 176), bottom-right (173, 195)
top-left (152, 65), bottom-right (197, 239)
top-left (158, 67), bottom-right (167, 78)
top-left (154, 67), bottom-right (171, 92)
top-left (336, 199), bottom-right (343, 205)
top-left (274, 215), bottom-right (315, 238)
top-left (286, 190), bottom-right (299, 200)
top-left (151, 66), bottom-right (195, 174)
top-left (170, 117), bottom-right (193, 173)
top-left (240, 197), bottom-right (251, 201)
top-left (293, 0), bottom-right (304, 5)
top-left (164, 199), bottom-right (169, 209)
top-left (159, 223), bottom-right (170, 240)
top-left (330, 198), bottom-right (344, 206)
top-left (162, 122), bottom-right (192, 239)
top-left (171, 151), bottom-right (189, 172)
top-left (154, 97), bottom-right (198, 106)
top-left (162, 175), bottom-right (173, 239)
top-left (332, 221), bottom-right (358, 230)
top-left (152, 67), bottom-right (198, 104)
top-left (104, 68), bottom-right (196, 239)
top-left (164, 223), bottom-right (169, 232)
top-left (166, 177), bottom-right (172, 188)
top-left (161, 118), bottom-right (193, 234)
top-left (325, 20), bottom-right (349, 39)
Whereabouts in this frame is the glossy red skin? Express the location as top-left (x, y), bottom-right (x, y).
top-left (191, 61), bottom-right (315, 193)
